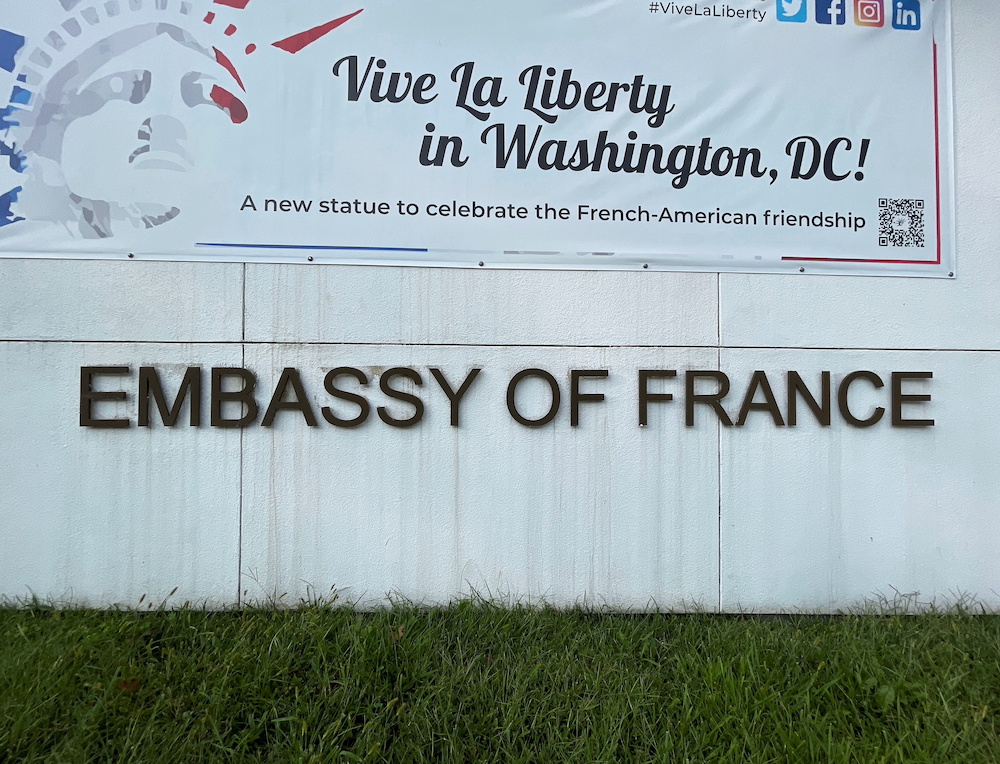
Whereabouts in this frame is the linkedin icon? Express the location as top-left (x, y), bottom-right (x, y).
top-left (891, 0), bottom-right (921, 30)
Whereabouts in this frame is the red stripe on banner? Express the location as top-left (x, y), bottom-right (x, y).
top-left (272, 9), bottom-right (363, 54)
top-left (783, 35), bottom-right (944, 268)
top-left (933, 41), bottom-right (942, 265)
top-left (778, 256), bottom-right (941, 265)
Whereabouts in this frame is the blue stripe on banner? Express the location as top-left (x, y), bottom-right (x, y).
top-left (195, 242), bottom-right (429, 253)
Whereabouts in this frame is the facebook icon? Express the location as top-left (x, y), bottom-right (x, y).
top-left (816, 0), bottom-right (847, 24)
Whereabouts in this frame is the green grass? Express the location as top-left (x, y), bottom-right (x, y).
top-left (1, 601), bottom-right (998, 763)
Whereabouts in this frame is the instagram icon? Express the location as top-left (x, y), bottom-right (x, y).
top-left (854, 0), bottom-right (884, 26)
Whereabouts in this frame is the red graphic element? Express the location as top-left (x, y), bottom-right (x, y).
top-left (213, 46), bottom-right (245, 91)
top-left (213, 0), bottom-right (251, 9)
top-left (225, 24), bottom-right (237, 36)
top-left (210, 85), bottom-right (248, 124)
top-left (272, 9), bottom-right (363, 54)
top-left (204, 11), bottom-right (216, 23)
top-left (245, 43), bottom-right (257, 54)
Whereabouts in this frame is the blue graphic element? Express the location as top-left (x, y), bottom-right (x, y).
top-left (777, 0), bottom-right (808, 22)
top-left (10, 86), bottom-right (31, 106)
top-left (816, 0), bottom-right (847, 24)
top-left (891, 0), bottom-right (920, 29)
top-left (0, 186), bottom-right (24, 227)
top-left (1, 139), bottom-right (26, 173)
top-left (0, 104), bottom-right (23, 131)
top-left (0, 30), bottom-right (25, 73)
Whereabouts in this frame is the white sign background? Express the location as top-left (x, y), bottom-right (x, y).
top-left (0, 0), bottom-right (954, 276)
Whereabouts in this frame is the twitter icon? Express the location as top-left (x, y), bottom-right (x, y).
top-left (777, 0), bottom-right (808, 21)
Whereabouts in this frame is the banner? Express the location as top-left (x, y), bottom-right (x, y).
top-left (0, 0), bottom-right (954, 276)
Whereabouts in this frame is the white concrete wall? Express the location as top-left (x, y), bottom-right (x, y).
top-left (1, 2), bottom-right (997, 612)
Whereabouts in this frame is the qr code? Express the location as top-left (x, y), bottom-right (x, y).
top-left (878, 198), bottom-right (925, 247)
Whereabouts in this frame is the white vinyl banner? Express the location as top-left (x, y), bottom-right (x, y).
top-left (0, 0), bottom-right (953, 276)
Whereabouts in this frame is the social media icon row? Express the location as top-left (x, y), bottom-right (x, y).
top-left (777, 0), bottom-right (921, 29)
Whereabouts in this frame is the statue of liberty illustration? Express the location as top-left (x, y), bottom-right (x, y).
top-left (0, 0), bottom-right (361, 239)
